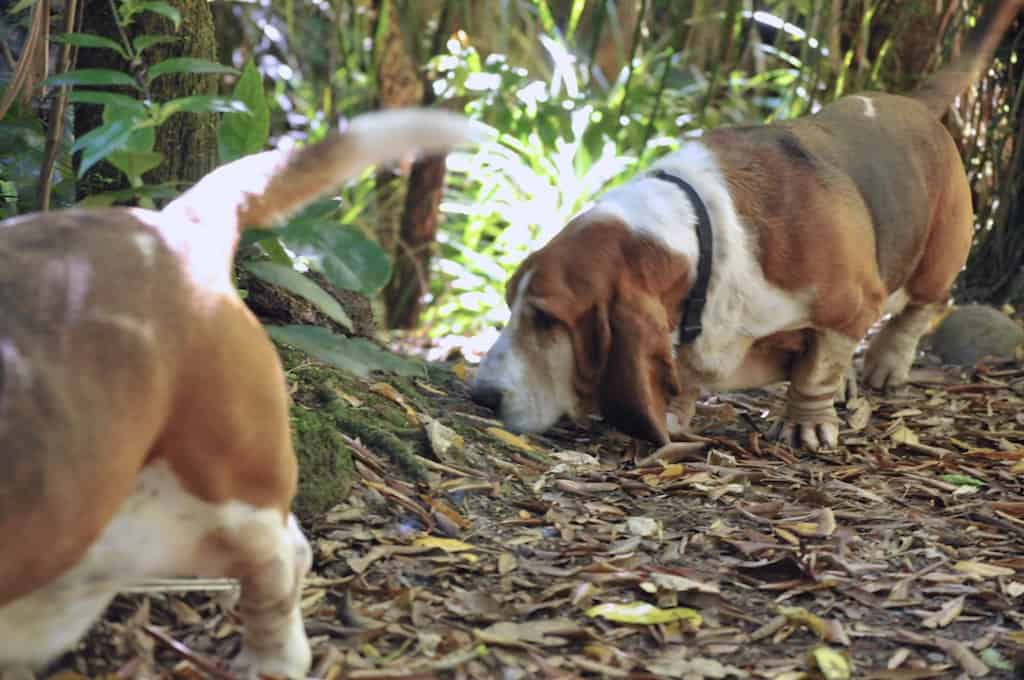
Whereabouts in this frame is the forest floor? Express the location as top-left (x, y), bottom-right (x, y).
top-left (58, 336), bottom-right (1024, 680)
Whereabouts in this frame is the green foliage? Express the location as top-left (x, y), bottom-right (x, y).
top-left (38, 2), bottom-right (241, 193)
top-left (218, 61), bottom-right (270, 162)
top-left (8, 0), bottom-right (1012, 343)
top-left (0, 111), bottom-right (75, 214)
top-left (274, 204), bottom-right (393, 296)
top-left (118, 0), bottom-right (182, 29)
top-left (243, 260), bottom-right (355, 332)
top-left (267, 325), bottom-right (424, 377)
top-left (220, 75), bottom-right (402, 376)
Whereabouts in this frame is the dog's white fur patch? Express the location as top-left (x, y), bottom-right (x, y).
top-left (641, 142), bottom-right (811, 385)
top-left (471, 270), bottom-right (578, 434)
top-left (132, 232), bottom-right (159, 266)
top-left (855, 95), bottom-right (878, 119)
top-left (0, 460), bottom-right (311, 677)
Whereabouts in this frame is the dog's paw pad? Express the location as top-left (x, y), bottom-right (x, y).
top-left (767, 415), bottom-right (839, 452)
top-left (863, 354), bottom-right (910, 391)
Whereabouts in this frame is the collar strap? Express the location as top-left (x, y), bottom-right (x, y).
top-left (649, 169), bottom-right (713, 344)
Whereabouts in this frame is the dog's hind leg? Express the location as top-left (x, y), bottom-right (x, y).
top-left (864, 139), bottom-right (972, 391)
top-left (227, 512), bottom-right (313, 680)
top-left (862, 301), bottom-right (942, 390)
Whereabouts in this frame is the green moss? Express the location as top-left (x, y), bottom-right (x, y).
top-left (385, 374), bottom-right (430, 411)
top-left (275, 340), bottom-right (436, 513)
top-left (290, 404), bottom-right (354, 517)
top-left (316, 386), bottom-right (427, 481)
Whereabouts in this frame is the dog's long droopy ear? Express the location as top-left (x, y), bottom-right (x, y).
top-left (597, 294), bottom-right (681, 445)
top-left (531, 295), bottom-right (611, 398)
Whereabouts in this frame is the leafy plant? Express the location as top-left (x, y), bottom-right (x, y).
top-left (41, 0), bottom-right (244, 204)
top-left (220, 69), bottom-right (418, 377)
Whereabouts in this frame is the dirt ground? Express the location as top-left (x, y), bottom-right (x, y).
top-left (54, 340), bottom-right (1024, 680)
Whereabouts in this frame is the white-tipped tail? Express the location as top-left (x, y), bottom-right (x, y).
top-left (342, 108), bottom-right (489, 176)
top-left (165, 107), bottom-right (486, 231)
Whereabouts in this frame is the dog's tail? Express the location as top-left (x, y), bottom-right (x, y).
top-left (163, 108), bottom-right (483, 231)
top-left (912, 0), bottom-right (1022, 117)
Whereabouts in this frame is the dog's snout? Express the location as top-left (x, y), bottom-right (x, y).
top-left (470, 381), bottom-right (504, 412)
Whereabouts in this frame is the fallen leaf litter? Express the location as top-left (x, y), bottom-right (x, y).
top-left (56, 356), bottom-right (1024, 679)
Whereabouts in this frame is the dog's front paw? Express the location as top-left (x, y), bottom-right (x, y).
top-left (231, 618), bottom-right (311, 680)
top-left (768, 388), bottom-right (841, 451)
top-left (767, 414), bottom-right (839, 452)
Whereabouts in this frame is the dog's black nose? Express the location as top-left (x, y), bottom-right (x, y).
top-left (470, 382), bottom-right (503, 411)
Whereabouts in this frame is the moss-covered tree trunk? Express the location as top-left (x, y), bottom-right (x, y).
top-left (75, 0), bottom-right (218, 199)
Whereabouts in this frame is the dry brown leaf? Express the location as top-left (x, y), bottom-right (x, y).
top-left (847, 397), bottom-right (872, 431)
top-left (953, 560), bottom-right (1015, 578)
top-left (889, 422), bottom-right (920, 446)
top-left (424, 417), bottom-right (464, 463)
top-left (550, 450), bottom-right (600, 465)
top-left (498, 552), bottom-right (518, 575)
top-left (779, 606), bottom-right (828, 637)
top-left (920, 594), bottom-right (965, 629)
top-left (370, 381), bottom-right (417, 419)
top-left (932, 637), bottom-right (988, 677)
top-left (168, 598), bottom-right (202, 626)
top-left (649, 572), bottom-right (720, 594)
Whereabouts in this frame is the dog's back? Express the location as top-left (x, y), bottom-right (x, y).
top-left (0, 208), bottom-right (188, 603)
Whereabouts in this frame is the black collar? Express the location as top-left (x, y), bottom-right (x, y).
top-left (649, 169), bottom-right (713, 344)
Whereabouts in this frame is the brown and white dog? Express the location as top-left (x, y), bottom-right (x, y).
top-left (471, 2), bottom-right (1021, 452)
top-left (0, 109), bottom-right (477, 678)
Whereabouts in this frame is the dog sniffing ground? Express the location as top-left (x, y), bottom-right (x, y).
top-left (54, 332), bottom-right (1024, 680)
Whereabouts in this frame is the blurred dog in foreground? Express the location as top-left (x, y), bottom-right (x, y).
top-left (0, 108), bottom-right (479, 678)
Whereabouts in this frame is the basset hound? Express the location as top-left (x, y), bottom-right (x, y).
top-left (471, 1), bottom-right (1021, 452)
top-left (0, 109), bottom-right (478, 678)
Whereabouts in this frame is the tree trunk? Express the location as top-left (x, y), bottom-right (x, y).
top-left (384, 155), bottom-right (447, 329)
top-left (75, 0), bottom-right (219, 199)
top-left (956, 18), bottom-right (1024, 304)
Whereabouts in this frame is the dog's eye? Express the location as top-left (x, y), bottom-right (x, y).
top-left (533, 307), bottom-right (558, 331)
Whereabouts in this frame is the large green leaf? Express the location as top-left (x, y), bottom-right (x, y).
top-left (50, 33), bottom-right (127, 59)
top-left (69, 90), bottom-right (146, 114)
top-left (100, 102), bottom-right (154, 181)
top-left (132, 34), bottom-right (178, 55)
top-left (146, 58), bottom-right (238, 83)
top-left (243, 261), bottom-right (353, 331)
top-left (217, 60), bottom-right (269, 162)
top-left (43, 68), bottom-right (140, 90)
top-left (124, 1), bottom-right (182, 29)
top-left (266, 325), bottom-right (424, 377)
top-left (156, 96), bottom-right (248, 123)
top-left (71, 118), bottom-right (135, 177)
top-left (278, 220), bottom-right (392, 295)
top-left (106, 150), bottom-right (164, 180)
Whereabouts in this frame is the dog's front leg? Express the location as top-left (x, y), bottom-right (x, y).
top-left (230, 513), bottom-right (313, 679)
top-left (666, 382), bottom-right (700, 439)
top-left (769, 330), bottom-right (858, 451)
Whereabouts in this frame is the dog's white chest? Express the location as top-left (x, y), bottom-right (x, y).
top-left (0, 460), bottom-right (228, 670)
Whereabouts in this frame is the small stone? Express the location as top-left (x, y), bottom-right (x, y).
top-left (928, 304), bottom-right (1024, 366)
